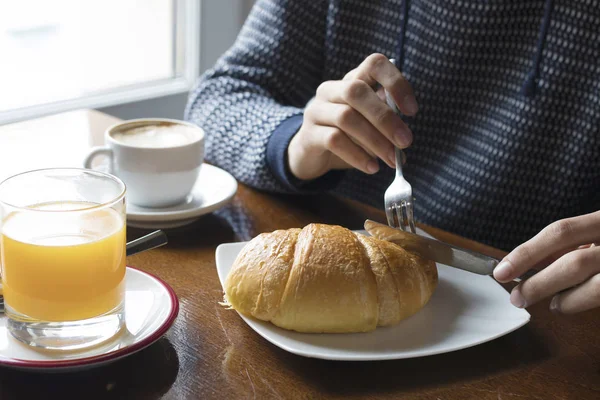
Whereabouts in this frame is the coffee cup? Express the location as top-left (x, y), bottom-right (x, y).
top-left (84, 118), bottom-right (204, 208)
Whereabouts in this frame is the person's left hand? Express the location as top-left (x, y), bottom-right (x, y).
top-left (493, 210), bottom-right (600, 314)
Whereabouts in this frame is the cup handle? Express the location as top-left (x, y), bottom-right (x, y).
top-left (84, 146), bottom-right (113, 170)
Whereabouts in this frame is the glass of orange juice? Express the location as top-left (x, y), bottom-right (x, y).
top-left (0, 168), bottom-right (126, 350)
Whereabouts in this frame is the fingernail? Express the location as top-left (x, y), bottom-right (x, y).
top-left (493, 260), bottom-right (513, 282)
top-left (510, 288), bottom-right (527, 309)
top-left (549, 296), bottom-right (561, 314)
top-left (366, 159), bottom-right (379, 174)
top-left (394, 128), bottom-right (412, 148)
top-left (403, 95), bottom-right (419, 115)
top-left (388, 148), bottom-right (396, 167)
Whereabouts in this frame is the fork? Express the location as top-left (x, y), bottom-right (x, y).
top-left (383, 86), bottom-right (415, 233)
top-left (381, 82), bottom-right (539, 283)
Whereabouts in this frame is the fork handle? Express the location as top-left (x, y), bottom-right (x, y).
top-left (384, 89), bottom-right (407, 179)
top-left (394, 148), bottom-right (404, 175)
top-left (385, 88), bottom-right (401, 116)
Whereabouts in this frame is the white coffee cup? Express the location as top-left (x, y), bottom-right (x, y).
top-left (84, 118), bottom-right (205, 208)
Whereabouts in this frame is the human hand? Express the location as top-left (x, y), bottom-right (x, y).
top-left (494, 211), bottom-right (600, 314)
top-left (287, 53), bottom-right (417, 181)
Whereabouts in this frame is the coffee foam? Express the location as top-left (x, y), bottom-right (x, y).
top-left (112, 124), bottom-right (200, 148)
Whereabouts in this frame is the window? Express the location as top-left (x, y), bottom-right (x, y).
top-left (0, 0), bottom-right (199, 124)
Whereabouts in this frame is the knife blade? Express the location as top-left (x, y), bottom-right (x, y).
top-left (364, 220), bottom-right (498, 275)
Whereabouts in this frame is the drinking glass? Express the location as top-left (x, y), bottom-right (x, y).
top-left (0, 168), bottom-right (126, 350)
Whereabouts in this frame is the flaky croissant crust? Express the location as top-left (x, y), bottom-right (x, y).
top-left (223, 223), bottom-right (437, 333)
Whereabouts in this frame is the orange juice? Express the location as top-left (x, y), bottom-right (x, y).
top-left (0, 201), bottom-right (126, 322)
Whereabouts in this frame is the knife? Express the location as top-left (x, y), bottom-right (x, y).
top-left (364, 220), bottom-right (535, 282)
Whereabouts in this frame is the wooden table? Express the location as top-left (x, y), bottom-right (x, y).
top-left (0, 110), bottom-right (598, 399)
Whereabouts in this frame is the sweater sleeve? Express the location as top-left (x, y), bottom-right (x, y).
top-left (184, 0), bottom-right (343, 193)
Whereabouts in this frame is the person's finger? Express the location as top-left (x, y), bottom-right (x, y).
top-left (308, 101), bottom-right (396, 168)
top-left (352, 53), bottom-right (418, 116)
top-left (375, 85), bottom-right (387, 102)
top-left (527, 244), bottom-right (583, 272)
top-left (509, 246), bottom-right (600, 308)
top-left (342, 67), bottom-right (359, 81)
top-left (318, 126), bottom-right (379, 175)
top-left (550, 273), bottom-right (600, 314)
top-left (316, 80), bottom-right (413, 148)
top-left (493, 211), bottom-right (600, 282)
top-left (327, 155), bottom-right (352, 170)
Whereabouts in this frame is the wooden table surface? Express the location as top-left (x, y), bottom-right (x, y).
top-left (0, 111), bottom-right (598, 399)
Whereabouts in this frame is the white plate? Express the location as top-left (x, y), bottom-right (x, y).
top-left (126, 164), bottom-right (237, 229)
top-left (0, 267), bottom-right (179, 371)
top-left (215, 229), bottom-right (530, 361)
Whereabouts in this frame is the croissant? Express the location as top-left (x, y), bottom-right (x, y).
top-left (223, 223), bottom-right (437, 333)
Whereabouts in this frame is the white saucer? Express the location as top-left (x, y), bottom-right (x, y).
top-left (0, 267), bottom-right (179, 371)
top-left (126, 164), bottom-right (237, 229)
top-left (215, 229), bottom-right (530, 361)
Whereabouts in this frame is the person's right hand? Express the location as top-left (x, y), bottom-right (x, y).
top-left (287, 53), bottom-right (418, 181)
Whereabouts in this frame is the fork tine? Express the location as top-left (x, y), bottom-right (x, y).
top-left (386, 204), bottom-right (398, 228)
top-left (390, 201), bottom-right (416, 233)
top-left (405, 201), bottom-right (416, 233)
top-left (393, 203), bottom-right (407, 232)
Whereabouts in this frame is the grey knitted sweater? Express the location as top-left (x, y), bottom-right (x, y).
top-left (185, 0), bottom-right (600, 251)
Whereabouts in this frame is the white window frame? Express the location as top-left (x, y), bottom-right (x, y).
top-left (0, 0), bottom-right (201, 125)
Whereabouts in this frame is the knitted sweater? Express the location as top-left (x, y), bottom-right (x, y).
top-left (185, 0), bottom-right (600, 251)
